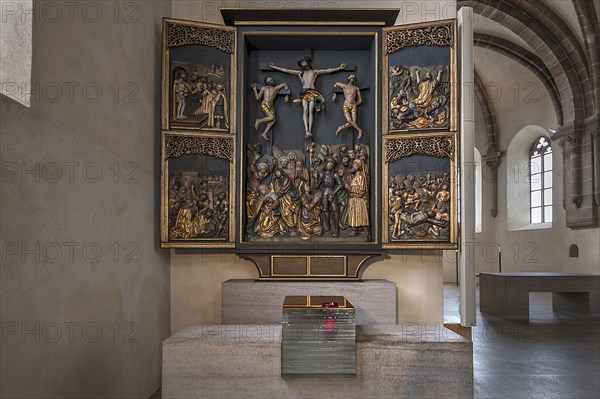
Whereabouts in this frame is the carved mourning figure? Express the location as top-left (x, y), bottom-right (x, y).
top-left (246, 158), bottom-right (277, 221)
top-left (332, 73), bottom-right (364, 139)
top-left (388, 172), bottom-right (450, 240)
top-left (389, 66), bottom-right (449, 130)
top-left (168, 173), bottom-right (229, 240)
top-left (245, 144), bottom-right (370, 242)
top-left (252, 76), bottom-right (289, 141)
top-left (270, 56), bottom-right (346, 138)
top-left (298, 186), bottom-right (323, 240)
top-left (274, 168), bottom-right (300, 233)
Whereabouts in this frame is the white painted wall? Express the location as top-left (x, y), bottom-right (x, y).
top-left (0, 1), bottom-right (171, 397)
top-left (443, 41), bottom-right (600, 282)
top-left (476, 44), bottom-right (600, 275)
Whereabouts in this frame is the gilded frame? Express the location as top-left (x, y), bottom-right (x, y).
top-left (382, 132), bottom-right (458, 249)
top-left (382, 19), bottom-right (457, 134)
top-left (237, 30), bottom-right (380, 247)
top-left (160, 131), bottom-right (236, 249)
top-left (270, 255), bottom-right (348, 277)
top-left (161, 18), bottom-right (237, 133)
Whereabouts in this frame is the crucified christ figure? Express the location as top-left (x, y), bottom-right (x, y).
top-left (270, 56), bottom-right (346, 138)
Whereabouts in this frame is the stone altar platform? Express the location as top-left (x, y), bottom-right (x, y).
top-left (162, 324), bottom-right (473, 399)
top-left (222, 279), bottom-right (397, 325)
top-left (480, 272), bottom-right (600, 320)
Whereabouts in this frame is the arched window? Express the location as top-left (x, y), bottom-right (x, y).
top-left (529, 137), bottom-right (552, 224)
top-left (507, 126), bottom-right (553, 230)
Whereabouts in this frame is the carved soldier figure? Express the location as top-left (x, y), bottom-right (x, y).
top-left (332, 73), bottom-right (363, 139)
top-left (252, 76), bottom-right (289, 141)
top-left (212, 85), bottom-right (229, 129)
top-left (317, 157), bottom-right (344, 237)
top-left (214, 191), bottom-right (229, 238)
top-left (270, 56), bottom-right (346, 138)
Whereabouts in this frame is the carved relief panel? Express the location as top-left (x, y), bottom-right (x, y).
top-left (159, 14), bottom-right (459, 257)
top-left (383, 20), bottom-right (457, 134)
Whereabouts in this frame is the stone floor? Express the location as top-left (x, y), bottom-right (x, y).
top-left (151, 284), bottom-right (600, 399)
top-left (445, 283), bottom-right (600, 399)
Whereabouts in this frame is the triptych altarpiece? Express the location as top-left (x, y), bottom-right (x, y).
top-left (160, 10), bottom-right (458, 279)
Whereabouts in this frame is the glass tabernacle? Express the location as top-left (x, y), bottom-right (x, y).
top-left (281, 296), bottom-right (356, 377)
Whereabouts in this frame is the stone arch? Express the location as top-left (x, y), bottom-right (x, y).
top-left (458, 0), bottom-right (586, 123)
top-left (460, 0), bottom-right (597, 225)
top-left (473, 68), bottom-right (498, 154)
top-left (572, 0), bottom-right (600, 206)
top-left (474, 33), bottom-right (563, 125)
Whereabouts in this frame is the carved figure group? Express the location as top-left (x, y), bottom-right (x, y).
top-left (172, 66), bottom-right (229, 129)
top-left (388, 172), bottom-right (450, 240)
top-left (246, 144), bottom-right (370, 241)
top-left (389, 65), bottom-right (449, 130)
top-left (250, 57), bottom-right (364, 141)
top-left (168, 173), bottom-right (229, 240)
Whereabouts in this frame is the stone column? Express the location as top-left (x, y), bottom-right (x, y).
top-left (482, 153), bottom-right (501, 217)
top-left (555, 120), bottom-right (583, 210)
top-left (458, 6), bottom-right (477, 327)
top-left (592, 118), bottom-right (600, 206)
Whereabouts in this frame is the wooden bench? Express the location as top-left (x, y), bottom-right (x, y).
top-left (480, 272), bottom-right (600, 320)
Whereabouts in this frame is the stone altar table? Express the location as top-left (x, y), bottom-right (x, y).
top-left (162, 324), bottom-right (473, 398)
top-left (480, 272), bottom-right (600, 320)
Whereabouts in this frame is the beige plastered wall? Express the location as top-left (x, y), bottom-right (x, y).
top-left (1, 1), bottom-right (172, 397)
top-left (169, 0), bottom-right (458, 334)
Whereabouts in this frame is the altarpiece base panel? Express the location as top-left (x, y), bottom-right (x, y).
top-left (160, 11), bottom-right (459, 277)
